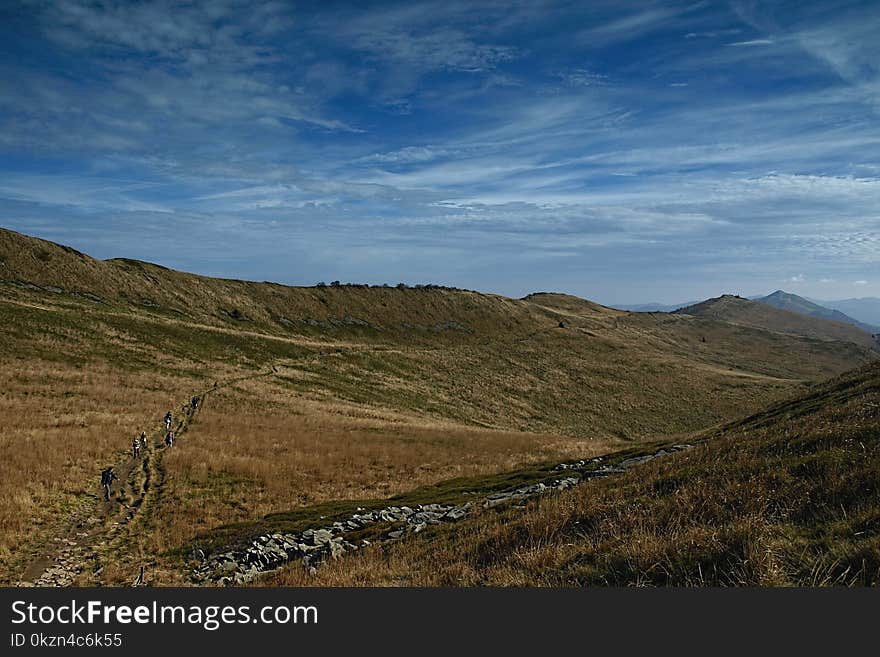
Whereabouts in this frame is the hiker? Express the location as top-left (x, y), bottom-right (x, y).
top-left (191, 395), bottom-right (199, 410)
top-left (140, 431), bottom-right (147, 450)
top-left (132, 435), bottom-right (140, 459)
top-left (100, 467), bottom-right (118, 501)
top-left (164, 430), bottom-right (174, 448)
top-left (164, 411), bottom-right (172, 430)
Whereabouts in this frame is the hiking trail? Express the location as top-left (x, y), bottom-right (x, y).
top-left (17, 369), bottom-right (276, 587)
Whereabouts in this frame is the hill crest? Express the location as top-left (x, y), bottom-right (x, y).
top-left (675, 294), bottom-right (878, 350)
top-left (756, 290), bottom-right (879, 335)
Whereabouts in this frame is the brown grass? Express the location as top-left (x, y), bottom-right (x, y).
top-left (0, 357), bottom-right (204, 573)
top-left (266, 363), bottom-right (880, 586)
top-left (1, 228), bottom-right (877, 587)
top-left (122, 374), bottom-right (617, 584)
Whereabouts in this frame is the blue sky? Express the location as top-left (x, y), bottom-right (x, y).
top-left (0, 0), bottom-right (878, 304)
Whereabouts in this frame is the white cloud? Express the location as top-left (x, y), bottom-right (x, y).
top-left (727, 39), bottom-right (775, 47)
top-left (555, 69), bottom-right (608, 87)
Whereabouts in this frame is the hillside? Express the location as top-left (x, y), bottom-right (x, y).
top-left (0, 227), bottom-right (547, 338)
top-left (269, 360), bottom-right (880, 586)
top-left (1, 227), bottom-right (878, 586)
top-left (0, 228), bottom-right (875, 433)
top-left (756, 290), bottom-right (879, 335)
top-left (675, 294), bottom-right (879, 350)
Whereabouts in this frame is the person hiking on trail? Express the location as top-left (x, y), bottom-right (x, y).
top-left (140, 431), bottom-right (147, 450)
top-left (132, 435), bottom-right (140, 459)
top-left (191, 395), bottom-right (199, 410)
top-left (164, 430), bottom-right (174, 448)
top-left (164, 411), bottom-right (172, 430)
top-left (100, 467), bottom-right (118, 501)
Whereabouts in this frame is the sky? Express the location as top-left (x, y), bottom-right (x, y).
top-left (0, 0), bottom-right (878, 305)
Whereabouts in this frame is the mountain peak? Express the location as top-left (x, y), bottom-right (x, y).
top-left (755, 290), bottom-right (879, 336)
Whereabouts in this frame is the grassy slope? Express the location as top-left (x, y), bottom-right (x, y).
top-left (676, 294), bottom-right (878, 349)
top-left (757, 290), bottom-right (880, 334)
top-left (274, 361), bottom-right (880, 586)
top-left (2, 245), bottom-right (875, 441)
top-left (2, 227), bottom-right (879, 585)
top-left (184, 439), bottom-right (681, 558)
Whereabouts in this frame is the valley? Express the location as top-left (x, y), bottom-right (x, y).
top-left (1, 228), bottom-right (877, 586)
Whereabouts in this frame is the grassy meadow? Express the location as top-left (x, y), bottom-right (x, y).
top-left (267, 362), bottom-right (880, 587)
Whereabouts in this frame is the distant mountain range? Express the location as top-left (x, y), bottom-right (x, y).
top-left (617, 291), bottom-right (880, 336)
top-left (755, 291), bottom-right (880, 336)
top-left (674, 294), bottom-right (879, 350)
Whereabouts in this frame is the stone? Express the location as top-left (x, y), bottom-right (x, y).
top-left (310, 529), bottom-right (333, 545)
top-left (410, 511), bottom-right (443, 524)
top-left (444, 506), bottom-right (469, 521)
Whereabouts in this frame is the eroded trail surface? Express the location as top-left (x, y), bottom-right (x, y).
top-left (17, 370), bottom-right (273, 587)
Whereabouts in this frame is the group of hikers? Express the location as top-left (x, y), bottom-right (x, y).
top-left (100, 395), bottom-right (201, 502)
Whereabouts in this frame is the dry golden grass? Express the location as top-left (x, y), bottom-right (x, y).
top-left (1, 228), bottom-right (877, 587)
top-left (0, 280), bottom-right (874, 586)
top-left (267, 363), bottom-right (880, 587)
top-left (134, 375), bottom-right (616, 581)
top-left (0, 357), bottom-right (205, 574)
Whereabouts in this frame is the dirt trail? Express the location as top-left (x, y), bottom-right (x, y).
top-left (14, 343), bottom-right (413, 587)
top-left (17, 370), bottom-right (275, 587)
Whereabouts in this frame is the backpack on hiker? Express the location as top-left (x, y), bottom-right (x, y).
top-left (101, 467), bottom-right (118, 501)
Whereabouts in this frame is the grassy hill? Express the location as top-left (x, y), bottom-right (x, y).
top-left (271, 361), bottom-right (880, 586)
top-left (2, 227), bottom-right (874, 438)
top-left (756, 290), bottom-right (879, 335)
top-left (0, 227), bottom-right (556, 338)
top-left (675, 294), bottom-right (879, 350)
top-left (1, 227), bottom-right (878, 585)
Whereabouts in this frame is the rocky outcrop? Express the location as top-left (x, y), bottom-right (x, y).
top-left (192, 443), bottom-right (692, 585)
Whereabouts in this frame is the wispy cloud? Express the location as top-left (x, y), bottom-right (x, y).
top-left (1, 0), bottom-right (879, 304)
top-left (727, 38), bottom-right (775, 46)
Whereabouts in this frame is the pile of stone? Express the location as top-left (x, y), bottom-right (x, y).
top-left (192, 502), bottom-right (475, 585)
top-left (192, 444), bottom-right (693, 585)
top-left (484, 477), bottom-right (580, 507)
top-left (555, 457), bottom-right (602, 471)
